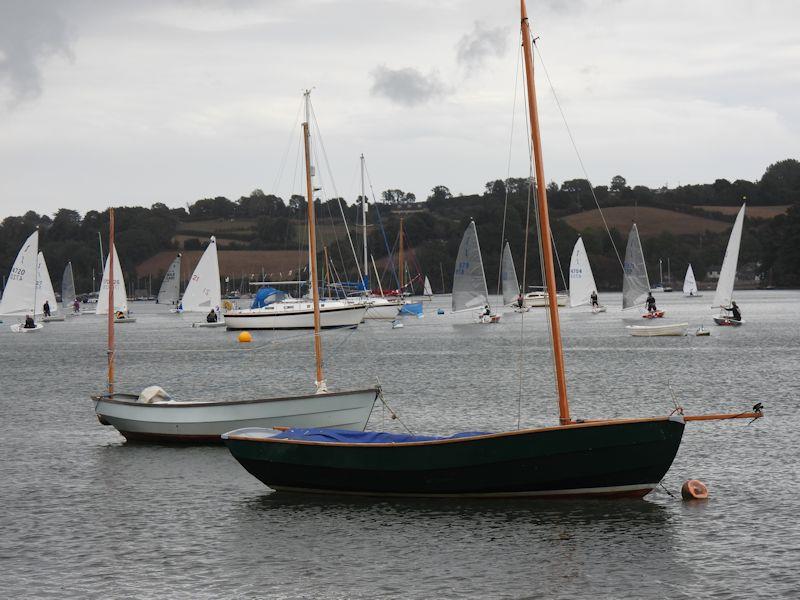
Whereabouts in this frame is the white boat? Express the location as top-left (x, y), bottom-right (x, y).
top-left (192, 320), bottom-right (226, 328)
top-left (94, 94), bottom-right (379, 442)
top-left (180, 239), bottom-right (221, 313)
top-left (10, 322), bottom-right (44, 333)
top-left (452, 220), bottom-right (500, 323)
top-left (712, 205), bottom-right (746, 327)
top-left (522, 289), bottom-right (569, 307)
top-left (94, 388), bottom-right (378, 443)
top-left (226, 297), bottom-right (367, 330)
top-left (62, 262), bottom-right (81, 315)
top-left (1, 230), bottom-right (39, 318)
top-left (683, 264), bottom-right (702, 297)
top-left (626, 323), bottom-right (688, 337)
top-left (501, 242), bottom-right (526, 311)
top-left (423, 276), bottom-right (433, 300)
top-left (569, 237), bottom-right (605, 312)
top-left (364, 295), bottom-right (403, 320)
top-left (622, 223), bottom-right (658, 316)
top-left (96, 244), bottom-right (131, 318)
top-left (157, 253), bottom-right (181, 306)
top-left (38, 252), bottom-right (64, 321)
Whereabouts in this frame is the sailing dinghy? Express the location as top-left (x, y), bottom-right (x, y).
top-left (93, 101), bottom-right (380, 443)
top-left (712, 204), bottom-right (746, 326)
top-left (623, 224), bottom-right (663, 318)
top-left (223, 2), bottom-right (762, 499)
top-left (423, 276), bottom-right (433, 301)
top-left (157, 253), bottom-right (181, 306)
top-left (38, 253), bottom-right (64, 322)
top-left (452, 221), bottom-right (500, 324)
top-left (62, 262), bottom-right (80, 315)
top-left (501, 242), bottom-right (527, 312)
top-left (2, 230), bottom-right (45, 332)
top-left (682, 264), bottom-right (702, 297)
top-left (178, 238), bottom-right (225, 327)
top-left (569, 237), bottom-right (605, 313)
top-left (97, 244), bottom-right (135, 323)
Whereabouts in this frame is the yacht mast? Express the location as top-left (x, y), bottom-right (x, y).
top-left (107, 209), bottom-right (115, 394)
top-left (521, 0), bottom-right (570, 424)
top-left (360, 154), bottom-right (368, 286)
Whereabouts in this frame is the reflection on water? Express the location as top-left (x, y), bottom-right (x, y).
top-left (1, 290), bottom-right (798, 598)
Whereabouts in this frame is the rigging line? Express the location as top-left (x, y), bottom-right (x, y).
top-left (308, 100), bottom-right (365, 285)
top-left (550, 228), bottom-right (568, 292)
top-left (498, 31), bottom-right (524, 297)
top-left (271, 97), bottom-right (305, 195)
top-left (532, 39), bottom-right (624, 269)
top-left (363, 162), bottom-right (402, 289)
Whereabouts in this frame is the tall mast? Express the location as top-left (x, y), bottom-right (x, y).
top-left (371, 255), bottom-right (385, 297)
top-left (398, 216), bottom-right (404, 293)
top-left (521, 0), bottom-right (570, 424)
top-left (360, 154), bottom-right (368, 286)
top-left (302, 91), bottom-right (326, 392)
top-left (107, 208), bottom-right (115, 394)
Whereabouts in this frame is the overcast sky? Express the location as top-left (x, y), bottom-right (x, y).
top-left (0, 0), bottom-right (798, 219)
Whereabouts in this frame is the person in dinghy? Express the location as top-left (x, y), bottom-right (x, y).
top-left (206, 309), bottom-right (218, 323)
top-left (646, 292), bottom-right (657, 313)
top-left (24, 314), bottom-right (36, 329)
top-left (591, 290), bottom-right (599, 308)
top-left (722, 301), bottom-right (741, 322)
top-left (43, 301), bottom-right (51, 318)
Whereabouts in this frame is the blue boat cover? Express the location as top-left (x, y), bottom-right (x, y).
top-left (251, 287), bottom-right (286, 308)
top-left (399, 302), bottom-right (423, 316)
top-left (273, 428), bottom-right (491, 444)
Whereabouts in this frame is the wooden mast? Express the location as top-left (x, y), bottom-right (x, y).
top-left (303, 112), bottom-right (325, 391)
top-left (107, 208), bottom-right (115, 395)
top-left (521, 0), bottom-right (570, 424)
top-left (398, 216), bottom-right (404, 293)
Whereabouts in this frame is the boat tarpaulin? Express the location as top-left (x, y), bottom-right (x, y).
top-left (273, 428), bottom-right (491, 444)
top-left (399, 302), bottom-right (423, 316)
top-left (251, 287), bottom-right (287, 308)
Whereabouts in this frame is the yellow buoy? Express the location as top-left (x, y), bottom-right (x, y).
top-left (681, 479), bottom-right (709, 500)
top-left (237, 331), bottom-right (252, 343)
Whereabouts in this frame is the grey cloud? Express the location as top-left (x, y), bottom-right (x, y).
top-left (0, 1), bottom-right (74, 108)
top-left (370, 65), bottom-right (448, 107)
top-left (456, 22), bottom-right (506, 73)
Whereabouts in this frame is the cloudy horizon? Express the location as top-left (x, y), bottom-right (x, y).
top-left (1, 0), bottom-right (798, 219)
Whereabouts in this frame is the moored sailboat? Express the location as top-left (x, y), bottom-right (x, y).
top-left (712, 204), bottom-right (746, 326)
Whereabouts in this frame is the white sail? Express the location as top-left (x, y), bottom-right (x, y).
top-left (62, 262), bottom-right (76, 311)
top-left (622, 223), bottom-right (650, 310)
top-left (158, 254), bottom-right (181, 305)
top-left (423, 276), bottom-right (432, 297)
top-left (452, 221), bottom-right (490, 312)
top-left (0, 230), bottom-right (39, 315)
top-left (180, 237), bottom-right (221, 313)
top-left (501, 242), bottom-right (520, 306)
top-left (96, 244), bottom-right (128, 315)
top-left (36, 252), bottom-right (58, 315)
top-left (568, 237), bottom-right (598, 308)
top-left (712, 204), bottom-right (746, 309)
top-left (683, 264), bottom-right (698, 296)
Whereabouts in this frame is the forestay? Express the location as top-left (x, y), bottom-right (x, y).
top-left (622, 224), bottom-right (651, 310)
top-left (568, 236), bottom-right (598, 307)
top-left (157, 254), bottom-right (181, 305)
top-left (37, 252), bottom-right (58, 315)
top-left (712, 204), bottom-right (746, 309)
top-left (501, 242), bottom-right (520, 306)
top-left (452, 221), bottom-right (490, 312)
top-left (683, 264), bottom-right (698, 296)
top-left (0, 230), bottom-right (38, 315)
top-left (62, 262), bottom-right (76, 311)
top-left (180, 237), bottom-right (221, 312)
top-left (96, 244), bottom-right (128, 315)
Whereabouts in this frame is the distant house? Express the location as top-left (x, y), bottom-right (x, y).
top-left (706, 266), bottom-right (721, 281)
top-left (706, 263), bottom-right (761, 282)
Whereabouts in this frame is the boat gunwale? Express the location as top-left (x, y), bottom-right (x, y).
top-left (226, 304), bottom-right (367, 317)
top-left (223, 414), bottom-right (685, 447)
top-left (91, 387), bottom-right (380, 409)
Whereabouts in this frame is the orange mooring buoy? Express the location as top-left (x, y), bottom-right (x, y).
top-left (237, 331), bottom-right (253, 343)
top-left (681, 479), bottom-right (709, 500)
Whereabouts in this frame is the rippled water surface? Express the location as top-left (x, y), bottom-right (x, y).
top-left (1, 290), bottom-right (798, 598)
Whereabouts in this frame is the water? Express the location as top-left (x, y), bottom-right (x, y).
top-left (1, 290), bottom-right (798, 599)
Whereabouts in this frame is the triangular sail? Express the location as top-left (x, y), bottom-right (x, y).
top-left (622, 223), bottom-right (650, 310)
top-left (501, 242), bottom-right (520, 306)
top-left (452, 221), bottom-right (490, 312)
top-left (0, 230), bottom-right (39, 315)
top-left (62, 262), bottom-right (76, 311)
top-left (568, 237), bottom-right (598, 307)
top-left (423, 276), bottom-right (432, 297)
top-left (683, 264), bottom-right (698, 296)
top-left (36, 252), bottom-right (58, 315)
top-left (158, 254), bottom-right (181, 305)
top-left (180, 237), bottom-right (221, 312)
top-left (96, 244), bottom-right (128, 315)
top-left (712, 204), bottom-right (746, 309)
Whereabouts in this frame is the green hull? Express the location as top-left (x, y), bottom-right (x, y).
top-left (223, 416), bottom-right (685, 498)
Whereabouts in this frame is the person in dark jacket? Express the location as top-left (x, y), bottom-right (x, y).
top-left (43, 301), bottom-right (51, 317)
top-left (206, 309), bottom-right (218, 323)
top-left (590, 291), bottom-right (599, 308)
top-left (646, 292), bottom-right (657, 313)
top-left (24, 314), bottom-right (36, 328)
top-left (723, 301), bottom-right (741, 321)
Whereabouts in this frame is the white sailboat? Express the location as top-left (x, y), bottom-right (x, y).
top-left (423, 276), bottom-right (433, 300)
top-left (622, 223), bottom-right (663, 318)
top-left (500, 242), bottom-right (526, 312)
top-left (96, 244), bottom-right (134, 322)
top-left (569, 236), bottom-right (605, 313)
top-left (712, 204), bottom-right (746, 326)
top-left (62, 262), bottom-right (79, 315)
top-left (452, 220), bottom-right (499, 324)
top-left (178, 239), bottom-right (225, 327)
top-left (157, 254), bottom-right (181, 306)
top-left (38, 253), bottom-right (63, 322)
top-left (682, 264), bottom-right (701, 297)
top-left (94, 102), bottom-right (380, 442)
top-left (2, 230), bottom-right (44, 331)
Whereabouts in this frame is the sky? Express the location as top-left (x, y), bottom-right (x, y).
top-left (0, 0), bottom-right (798, 219)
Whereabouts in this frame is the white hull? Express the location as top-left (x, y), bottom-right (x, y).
top-left (592, 305), bottom-right (607, 313)
top-left (523, 292), bottom-right (569, 307)
top-left (226, 301), bottom-right (367, 330)
top-left (10, 323), bottom-right (43, 332)
top-left (93, 388), bottom-right (379, 442)
top-left (42, 315), bottom-right (65, 322)
top-left (364, 298), bottom-right (403, 320)
top-left (626, 322), bottom-right (688, 337)
top-left (192, 320), bottom-right (226, 328)
top-left (114, 317), bottom-right (137, 323)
